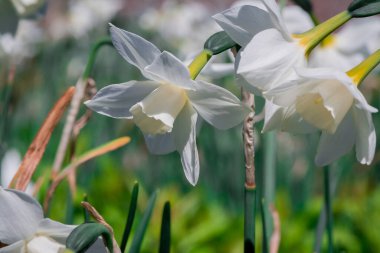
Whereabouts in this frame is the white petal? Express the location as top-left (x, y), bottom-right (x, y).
top-left (212, 4), bottom-right (274, 46)
top-left (262, 101), bottom-right (316, 134)
top-left (143, 133), bottom-right (176, 155)
top-left (26, 236), bottom-right (66, 253)
top-left (173, 102), bottom-right (199, 186)
top-left (315, 113), bottom-right (356, 166)
top-left (144, 51), bottom-right (195, 90)
top-left (0, 240), bottom-right (25, 253)
top-left (109, 24), bottom-right (161, 79)
top-left (282, 5), bottom-right (314, 34)
top-left (36, 219), bottom-right (75, 245)
top-left (84, 81), bottom-right (160, 119)
top-left (0, 187), bottom-right (43, 244)
top-left (201, 63), bottom-right (234, 78)
top-left (187, 80), bottom-right (250, 130)
top-left (1, 149), bottom-right (21, 188)
top-left (309, 46), bottom-right (365, 72)
top-left (260, 0), bottom-right (292, 40)
top-left (352, 107), bottom-right (376, 165)
top-left (237, 29), bottom-right (305, 92)
top-left (130, 84), bottom-right (187, 135)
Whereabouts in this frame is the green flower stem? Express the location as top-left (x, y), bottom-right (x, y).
top-left (294, 11), bottom-right (351, 56)
top-left (245, 187), bottom-right (256, 253)
top-left (324, 166), bottom-right (334, 253)
top-left (263, 132), bottom-right (276, 205)
top-left (310, 12), bottom-right (320, 26)
top-left (347, 49), bottom-right (380, 85)
top-left (82, 38), bottom-right (113, 79)
top-left (188, 49), bottom-right (213, 80)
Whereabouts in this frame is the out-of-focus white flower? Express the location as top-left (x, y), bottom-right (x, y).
top-left (138, 0), bottom-right (235, 79)
top-left (0, 186), bottom-right (73, 252)
top-left (0, 20), bottom-right (43, 64)
top-left (47, 0), bottom-right (122, 41)
top-left (266, 68), bottom-right (377, 166)
top-left (85, 25), bottom-right (250, 185)
top-left (10, 0), bottom-right (45, 17)
top-left (0, 149), bottom-right (34, 194)
top-left (138, 0), bottom-right (219, 56)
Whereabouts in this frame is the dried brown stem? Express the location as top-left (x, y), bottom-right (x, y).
top-left (242, 89), bottom-right (256, 188)
top-left (51, 78), bottom-right (89, 178)
top-left (9, 87), bottom-right (75, 191)
top-left (81, 201), bottom-right (121, 253)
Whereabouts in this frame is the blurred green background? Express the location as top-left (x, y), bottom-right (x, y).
top-left (1, 0), bottom-right (380, 252)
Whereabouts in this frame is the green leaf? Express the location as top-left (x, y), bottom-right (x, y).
top-left (120, 182), bottom-right (139, 253)
top-left (348, 0), bottom-right (380, 17)
top-left (129, 191), bottom-right (158, 253)
top-left (204, 31), bottom-right (237, 55)
top-left (66, 223), bottom-right (113, 253)
top-left (159, 202), bottom-right (171, 253)
top-left (83, 195), bottom-right (90, 223)
top-left (292, 0), bottom-right (313, 13)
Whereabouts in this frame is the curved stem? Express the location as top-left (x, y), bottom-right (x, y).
top-left (82, 38), bottom-right (113, 79)
top-left (188, 49), bottom-right (212, 80)
top-left (324, 166), bottom-right (334, 253)
top-left (347, 49), bottom-right (380, 85)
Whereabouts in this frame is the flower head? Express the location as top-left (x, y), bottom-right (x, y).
top-left (265, 67), bottom-right (377, 166)
top-left (85, 24), bottom-right (249, 185)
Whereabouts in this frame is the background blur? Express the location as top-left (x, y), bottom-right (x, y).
top-left (1, 0), bottom-right (380, 252)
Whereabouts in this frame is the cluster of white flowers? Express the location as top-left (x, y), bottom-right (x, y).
top-left (86, 0), bottom-right (380, 185)
top-left (214, 0), bottom-right (380, 166)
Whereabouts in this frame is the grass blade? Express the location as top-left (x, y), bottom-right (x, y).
top-left (159, 202), bottom-right (171, 253)
top-left (120, 182), bottom-right (139, 253)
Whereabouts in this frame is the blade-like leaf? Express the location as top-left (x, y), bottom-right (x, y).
top-left (66, 223), bottom-right (113, 253)
top-left (120, 182), bottom-right (139, 253)
top-left (159, 202), bottom-right (171, 253)
top-left (83, 195), bottom-right (90, 223)
top-left (261, 199), bottom-right (273, 253)
top-left (204, 31), bottom-right (237, 55)
top-left (129, 191), bottom-right (157, 253)
top-left (348, 0), bottom-right (380, 17)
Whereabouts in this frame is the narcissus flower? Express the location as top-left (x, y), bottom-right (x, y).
top-left (0, 187), bottom-right (73, 253)
top-left (265, 67), bottom-right (377, 166)
top-left (85, 25), bottom-right (249, 185)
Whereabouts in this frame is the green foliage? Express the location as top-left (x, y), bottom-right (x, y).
top-left (348, 0), bottom-right (380, 17)
top-left (66, 223), bottom-right (113, 253)
top-left (129, 191), bottom-right (157, 253)
top-left (159, 202), bottom-right (171, 253)
top-left (121, 182), bottom-right (139, 253)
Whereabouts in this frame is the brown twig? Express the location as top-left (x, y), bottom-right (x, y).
top-left (9, 87), bottom-right (75, 191)
top-left (51, 78), bottom-right (89, 178)
top-left (242, 89), bottom-right (256, 188)
top-left (81, 201), bottom-right (121, 253)
top-left (44, 137), bottom-right (131, 212)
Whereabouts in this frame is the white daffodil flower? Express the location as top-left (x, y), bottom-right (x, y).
top-left (10, 0), bottom-right (45, 16)
top-left (213, 1), bottom-right (318, 134)
top-left (0, 187), bottom-right (73, 253)
top-left (213, 1), bottom-right (307, 93)
top-left (265, 68), bottom-right (377, 166)
top-left (85, 25), bottom-right (250, 185)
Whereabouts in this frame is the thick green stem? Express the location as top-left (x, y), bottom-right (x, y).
top-left (324, 166), bottom-right (334, 253)
top-left (82, 38), bottom-right (113, 79)
top-left (188, 49), bottom-right (212, 80)
top-left (347, 49), bottom-right (380, 85)
top-left (263, 132), bottom-right (276, 205)
top-left (294, 11), bottom-right (351, 56)
top-left (245, 187), bottom-right (256, 253)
